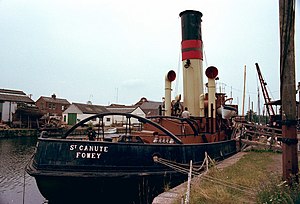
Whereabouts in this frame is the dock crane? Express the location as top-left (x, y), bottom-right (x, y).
top-left (255, 63), bottom-right (275, 117)
top-left (255, 63), bottom-right (281, 127)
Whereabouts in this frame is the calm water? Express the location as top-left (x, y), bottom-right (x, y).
top-left (0, 137), bottom-right (184, 204)
top-left (0, 137), bottom-right (46, 204)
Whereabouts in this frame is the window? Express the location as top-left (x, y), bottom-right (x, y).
top-left (106, 118), bottom-right (111, 122)
top-left (52, 104), bottom-right (56, 110)
top-left (48, 103), bottom-right (52, 109)
top-left (63, 115), bottom-right (67, 122)
top-left (62, 105), bottom-right (65, 111)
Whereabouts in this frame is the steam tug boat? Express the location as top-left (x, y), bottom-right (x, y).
top-left (26, 10), bottom-right (238, 204)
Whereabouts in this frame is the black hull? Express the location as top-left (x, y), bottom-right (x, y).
top-left (26, 138), bottom-right (236, 203)
top-left (32, 172), bottom-right (186, 204)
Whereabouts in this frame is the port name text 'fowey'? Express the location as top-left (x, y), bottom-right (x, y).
top-left (69, 144), bottom-right (109, 159)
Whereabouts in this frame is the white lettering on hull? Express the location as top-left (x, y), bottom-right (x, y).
top-left (70, 144), bottom-right (108, 159)
top-left (75, 152), bottom-right (102, 159)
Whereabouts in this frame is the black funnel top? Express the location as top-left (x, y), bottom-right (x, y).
top-left (179, 10), bottom-right (203, 41)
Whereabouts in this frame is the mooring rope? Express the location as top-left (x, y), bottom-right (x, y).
top-left (154, 157), bottom-right (190, 175)
top-left (156, 157), bottom-right (207, 173)
top-left (153, 153), bottom-right (256, 197)
top-left (22, 168), bottom-right (26, 204)
top-left (202, 174), bottom-right (254, 193)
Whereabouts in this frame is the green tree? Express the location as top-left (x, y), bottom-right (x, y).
top-left (245, 110), bottom-right (269, 124)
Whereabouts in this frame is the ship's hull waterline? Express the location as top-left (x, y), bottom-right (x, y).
top-left (27, 138), bottom-right (236, 203)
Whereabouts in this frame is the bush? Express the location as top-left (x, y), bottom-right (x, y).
top-left (257, 176), bottom-right (300, 204)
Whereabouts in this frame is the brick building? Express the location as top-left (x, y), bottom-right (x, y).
top-left (36, 94), bottom-right (70, 119)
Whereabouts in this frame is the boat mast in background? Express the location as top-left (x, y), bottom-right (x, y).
top-left (242, 65), bottom-right (246, 118)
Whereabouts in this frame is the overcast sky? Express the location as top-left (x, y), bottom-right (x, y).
top-left (0, 0), bottom-right (299, 114)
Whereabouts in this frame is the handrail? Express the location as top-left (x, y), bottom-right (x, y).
top-left (238, 122), bottom-right (282, 134)
top-left (63, 112), bottom-right (183, 144)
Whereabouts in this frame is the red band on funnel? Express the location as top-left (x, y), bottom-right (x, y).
top-left (181, 40), bottom-right (203, 60)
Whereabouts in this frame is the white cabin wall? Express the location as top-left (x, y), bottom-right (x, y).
top-left (104, 116), bottom-right (113, 126)
top-left (131, 107), bottom-right (145, 118)
top-left (104, 108), bottom-right (145, 127)
top-left (62, 104), bottom-right (82, 124)
top-left (1, 102), bottom-right (17, 122)
top-left (76, 113), bottom-right (104, 126)
top-left (131, 107), bottom-right (145, 124)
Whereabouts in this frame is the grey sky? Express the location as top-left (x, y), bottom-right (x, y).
top-left (0, 0), bottom-right (299, 114)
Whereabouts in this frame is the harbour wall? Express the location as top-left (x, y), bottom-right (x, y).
top-left (0, 129), bottom-right (38, 138)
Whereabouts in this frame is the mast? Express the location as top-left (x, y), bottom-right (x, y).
top-left (279, 0), bottom-right (298, 184)
top-left (242, 65), bottom-right (246, 117)
top-left (257, 85), bottom-right (261, 124)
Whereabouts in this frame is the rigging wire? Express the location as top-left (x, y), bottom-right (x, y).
top-left (23, 168), bottom-right (26, 204)
top-left (174, 45), bottom-right (181, 97)
top-left (172, 40), bottom-right (280, 106)
top-left (257, 75), bottom-right (261, 120)
top-left (203, 43), bottom-right (208, 68)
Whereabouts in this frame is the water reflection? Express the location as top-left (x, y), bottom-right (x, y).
top-left (0, 137), bottom-right (184, 204)
top-left (0, 137), bottom-right (46, 204)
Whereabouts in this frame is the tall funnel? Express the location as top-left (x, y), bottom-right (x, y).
top-left (179, 10), bottom-right (203, 117)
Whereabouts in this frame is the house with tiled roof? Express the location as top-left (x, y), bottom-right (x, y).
top-left (105, 104), bottom-right (145, 126)
top-left (62, 102), bottom-right (108, 125)
top-left (36, 94), bottom-right (70, 119)
top-left (0, 88), bottom-right (41, 127)
top-left (134, 97), bottom-right (163, 117)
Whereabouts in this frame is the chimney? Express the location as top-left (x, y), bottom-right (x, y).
top-left (179, 10), bottom-right (203, 117)
top-left (51, 94), bottom-right (56, 99)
